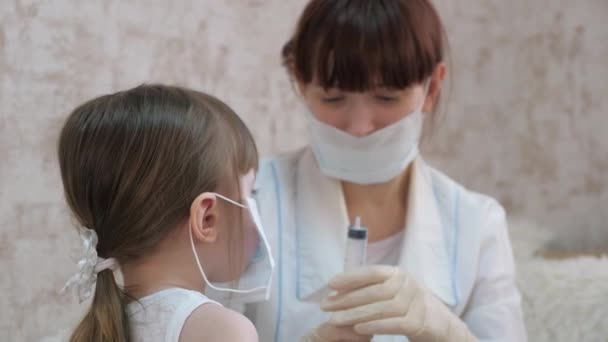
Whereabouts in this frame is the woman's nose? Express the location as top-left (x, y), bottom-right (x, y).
top-left (343, 107), bottom-right (376, 137)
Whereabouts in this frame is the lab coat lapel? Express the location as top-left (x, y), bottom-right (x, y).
top-left (400, 158), bottom-right (456, 306)
top-left (295, 149), bottom-right (350, 300)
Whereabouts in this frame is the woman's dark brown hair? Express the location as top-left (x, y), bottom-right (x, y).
top-left (282, 0), bottom-right (447, 91)
top-left (58, 84), bottom-right (258, 342)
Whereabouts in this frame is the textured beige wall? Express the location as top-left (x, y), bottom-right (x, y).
top-left (0, 0), bottom-right (606, 340)
top-left (426, 0), bottom-right (608, 251)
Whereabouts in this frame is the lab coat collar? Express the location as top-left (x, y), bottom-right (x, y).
top-left (400, 158), bottom-right (456, 306)
top-left (295, 149), bottom-right (350, 301)
top-left (295, 149), bottom-right (456, 306)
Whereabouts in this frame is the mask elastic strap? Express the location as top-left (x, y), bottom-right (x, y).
top-left (214, 193), bottom-right (248, 208)
top-left (189, 223), bottom-right (267, 294)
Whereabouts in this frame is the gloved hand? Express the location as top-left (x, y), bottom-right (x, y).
top-left (320, 265), bottom-right (477, 342)
top-left (300, 321), bottom-right (372, 342)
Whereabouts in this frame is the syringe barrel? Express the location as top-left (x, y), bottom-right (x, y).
top-left (344, 227), bottom-right (368, 271)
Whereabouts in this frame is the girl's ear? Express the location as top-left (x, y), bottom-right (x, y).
top-left (190, 193), bottom-right (218, 243)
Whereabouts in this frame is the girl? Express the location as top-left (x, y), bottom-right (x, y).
top-left (59, 85), bottom-right (271, 342)
top-left (248, 0), bottom-right (527, 341)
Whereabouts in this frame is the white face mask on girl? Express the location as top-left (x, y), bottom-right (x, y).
top-left (306, 82), bottom-right (430, 185)
top-left (189, 193), bottom-right (274, 305)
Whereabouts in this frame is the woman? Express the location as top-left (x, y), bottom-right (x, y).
top-left (249, 1), bottom-right (526, 341)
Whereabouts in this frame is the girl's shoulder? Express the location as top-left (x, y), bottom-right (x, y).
top-left (179, 304), bottom-right (258, 342)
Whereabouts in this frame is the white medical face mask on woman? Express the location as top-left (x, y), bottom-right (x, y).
top-left (306, 83), bottom-right (429, 185)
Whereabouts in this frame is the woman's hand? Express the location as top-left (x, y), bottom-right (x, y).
top-left (321, 265), bottom-right (477, 342)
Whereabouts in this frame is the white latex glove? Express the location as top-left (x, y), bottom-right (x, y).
top-left (320, 266), bottom-right (477, 342)
top-left (300, 322), bottom-right (372, 342)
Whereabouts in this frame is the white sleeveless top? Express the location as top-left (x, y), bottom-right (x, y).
top-left (127, 288), bottom-right (220, 342)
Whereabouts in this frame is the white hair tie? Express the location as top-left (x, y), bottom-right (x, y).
top-left (60, 227), bottom-right (119, 302)
top-left (95, 257), bottom-right (119, 273)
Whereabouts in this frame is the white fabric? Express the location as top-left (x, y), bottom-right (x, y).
top-left (366, 231), bottom-right (404, 266)
top-left (127, 288), bottom-right (220, 342)
top-left (509, 219), bottom-right (608, 342)
top-left (247, 147), bottom-right (526, 342)
top-left (190, 194), bottom-right (275, 305)
top-left (300, 323), bottom-right (373, 342)
top-left (60, 227), bottom-right (119, 303)
top-left (307, 111), bottom-right (423, 185)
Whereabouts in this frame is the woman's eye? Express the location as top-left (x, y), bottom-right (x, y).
top-left (322, 96), bottom-right (345, 103)
top-left (376, 95), bottom-right (398, 102)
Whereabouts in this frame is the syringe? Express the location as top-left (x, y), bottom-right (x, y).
top-left (344, 216), bottom-right (368, 272)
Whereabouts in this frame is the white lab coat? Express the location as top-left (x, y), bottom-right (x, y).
top-left (247, 147), bottom-right (526, 342)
